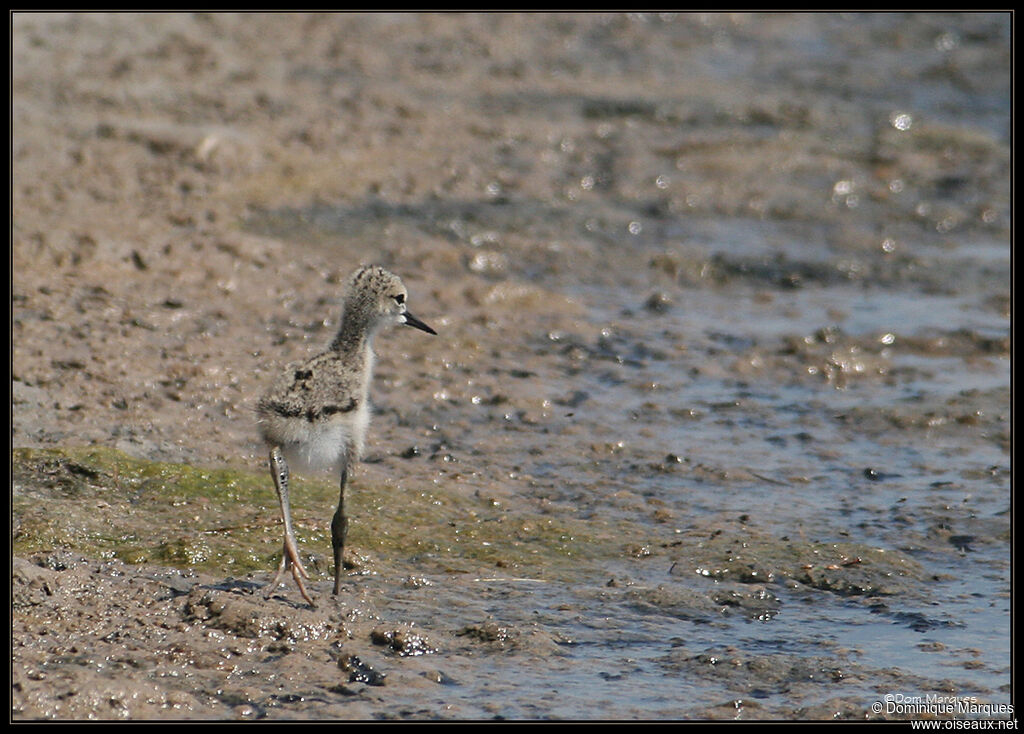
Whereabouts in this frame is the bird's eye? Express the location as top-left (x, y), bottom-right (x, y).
top-left (393, 294), bottom-right (406, 305)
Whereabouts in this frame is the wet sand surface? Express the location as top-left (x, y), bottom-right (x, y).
top-left (12, 13), bottom-right (1010, 720)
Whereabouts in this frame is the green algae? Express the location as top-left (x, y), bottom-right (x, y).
top-left (13, 446), bottom-right (275, 575)
top-left (11, 446), bottom-right (623, 582)
top-left (12, 447), bottom-right (930, 598)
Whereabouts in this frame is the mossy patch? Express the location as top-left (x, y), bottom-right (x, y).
top-left (12, 447), bottom-right (929, 599)
top-left (12, 446), bottom-right (624, 581)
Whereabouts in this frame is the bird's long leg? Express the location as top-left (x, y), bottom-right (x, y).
top-left (265, 447), bottom-right (315, 607)
top-left (331, 466), bottom-right (348, 596)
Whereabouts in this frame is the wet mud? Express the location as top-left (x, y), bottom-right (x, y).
top-left (13, 12), bottom-right (1010, 720)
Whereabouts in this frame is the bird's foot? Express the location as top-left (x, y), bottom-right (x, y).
top-left (265, 537), bottom-right (316, 608)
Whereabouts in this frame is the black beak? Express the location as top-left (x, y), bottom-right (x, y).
top-left (402, 311), bottom-right (437, 335)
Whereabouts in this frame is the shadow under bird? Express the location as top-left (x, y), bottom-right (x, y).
top-left (256, 265), bottom-right (437, 606)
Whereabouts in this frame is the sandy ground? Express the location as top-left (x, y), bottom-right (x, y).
top-left (12, 12), bottom-right (1011, 721)
top-left (11, 12), bottom-right (652, 720)
top-left (13, 13), bottom-right (522, 467)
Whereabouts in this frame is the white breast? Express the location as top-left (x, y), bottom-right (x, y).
top-left (350, 401), bottom-right (371, 460)
top-left (278, 420), bottom-right (349, 475)
top-left (274, 401), bottom-right (372, 476)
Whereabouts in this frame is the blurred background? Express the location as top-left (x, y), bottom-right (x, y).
top-left (13, 13), bottom-right (1010, 720)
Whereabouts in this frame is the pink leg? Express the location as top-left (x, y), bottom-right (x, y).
top-left (264, 447), bottom-right (315, 607)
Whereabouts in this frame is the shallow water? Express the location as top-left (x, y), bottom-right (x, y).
top-left (13, 12), bottom-right (1009, 720)
top-left (233, 14), bottom-right (1013, 719)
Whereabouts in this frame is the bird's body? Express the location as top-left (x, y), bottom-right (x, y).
top-left (258, 348), bottom-right (372, 473)
top-left (256, 265), bottom-right (436, 605)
